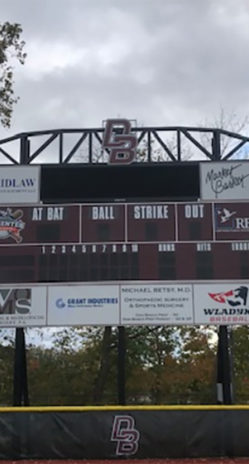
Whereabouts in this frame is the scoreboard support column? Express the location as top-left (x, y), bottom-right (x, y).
top-left (117, 326), bottom-right (126, 405)
top-left (13, 328), bottom-right (29, 406)
top-left (216, 325), bottom-right (233, 405)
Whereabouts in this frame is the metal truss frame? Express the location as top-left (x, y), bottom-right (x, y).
top-left (0, 126), bottom-right (248, 164)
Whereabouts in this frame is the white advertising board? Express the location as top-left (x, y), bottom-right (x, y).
top-left (193, 283), bottom-right (249, 325)
top-left (0, 286), bottom-right (46, 327)
top-left (1, 282), bottom-right (249, 328)
top-left (0, 166), bottom-right (40, 203)
top-left (200, 161), bottom-right (249, 200)
top-left (120, 284), bottom-right (193, 325)
top-left (47, 285), bottom-right (119, 326)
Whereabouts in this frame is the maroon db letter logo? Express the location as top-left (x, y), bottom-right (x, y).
top-left (111, 415), bottom-right (140, 456)
top-left (103, 119), bottom-right (137, 164)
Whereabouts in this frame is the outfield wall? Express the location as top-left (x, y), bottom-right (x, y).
top-left (0, 405), bottom-right (248, 460)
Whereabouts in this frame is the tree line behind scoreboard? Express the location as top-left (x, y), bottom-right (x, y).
top-left (0, 325), bottom-right (249, 405)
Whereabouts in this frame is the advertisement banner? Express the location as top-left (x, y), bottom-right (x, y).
top-left (200, 161), bottom-right (249, 200)
top-left (120, 284), bottom-right (193, 325)
top-left (2, 281), bottom-right (249, 328)
top-left (0, 166), bottom-right (40, 203)
top-left (0, 286), bottom-right (46, 327)
top-left (194, 283), bottom-right (249, 325)
top-left (47, 285), bottom-right (119, 326)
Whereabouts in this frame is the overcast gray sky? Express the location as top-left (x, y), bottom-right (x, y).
top-left (1, 0), bottom-right (249, 139)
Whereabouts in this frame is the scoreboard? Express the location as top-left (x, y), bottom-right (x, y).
top-left (1, 201), bottom-right (249, 284)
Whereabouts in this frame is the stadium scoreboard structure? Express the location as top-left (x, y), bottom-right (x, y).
top-left (1, 200), bottom-right (249, 283)
top-left (1, 122), bottom-right (249, 328)
top-left (2, 123), bottom-right (247, 406)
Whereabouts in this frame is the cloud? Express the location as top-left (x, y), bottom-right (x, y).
top-left (0, 0), bottom-right (249, 136)
top-left (1, 0), bottom-right (249, 348)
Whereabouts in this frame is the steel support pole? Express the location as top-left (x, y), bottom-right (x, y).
top-left (216, 325), bottom-right (233, 404)
top-left (13, 328), bottom-right (29, 406)
top-left (117, 326), bottom-right (126, 405)
top-left (13, 137), bottom-right (30, 407)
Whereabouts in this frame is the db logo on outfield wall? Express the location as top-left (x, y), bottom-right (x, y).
top-left (103, 119), bottom-right (137, 164)
top-left (111, 415), bottom-right (140, 455)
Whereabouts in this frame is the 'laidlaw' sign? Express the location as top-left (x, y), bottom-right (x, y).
top-left (0, 166), bottom-right (40, 203)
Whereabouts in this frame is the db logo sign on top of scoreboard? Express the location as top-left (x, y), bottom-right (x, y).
top-left (103, 119), bottom-right (137, 164)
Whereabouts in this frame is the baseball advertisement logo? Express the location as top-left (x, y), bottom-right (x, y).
top-left (0, 288), bottom-right (31, 314)
top-left (0, 287), bottom-right (46, 327)
top-left (111, 415), bottom-right (140, 456)
top-left (0, 208), bottom-right (25, 242)
top-left (209, 286), bottom-right (248, 306)
top-left (194, 284), bottom-right (249, 325)
top-left (48, 285), bottom-right (119, 326)
top-left (215, 203), bottom-right (249, 232)
top-left (215, 206), bottom-right (237, 230)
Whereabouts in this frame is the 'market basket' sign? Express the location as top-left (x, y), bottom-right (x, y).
top-left (200, 161), bottom-right (249, 200)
